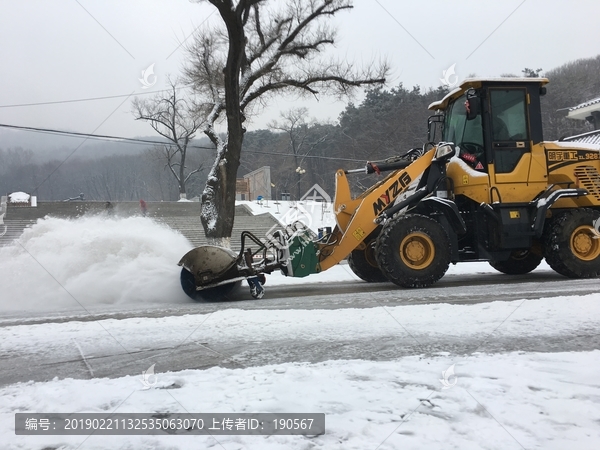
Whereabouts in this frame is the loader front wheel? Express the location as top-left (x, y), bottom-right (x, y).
top-left (348, 236), bottom-right (388, 283)
top-left (489, 249), bottom-right (542, 275)
top-left (180, 268), bottom-right (238, 301)
top-left (375, 214), bottom-right (451, 288)
top-left (543, 209), bottom-right (600, 278)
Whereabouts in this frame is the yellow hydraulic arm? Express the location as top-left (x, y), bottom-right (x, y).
top-left (317, 149), bottom-right (436, 270)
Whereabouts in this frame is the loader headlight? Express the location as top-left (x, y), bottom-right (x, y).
top-left (434, 142), bottom-right (456, 161)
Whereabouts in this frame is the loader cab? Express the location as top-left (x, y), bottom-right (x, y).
top-left (430, 78), bottom-right (549, 203)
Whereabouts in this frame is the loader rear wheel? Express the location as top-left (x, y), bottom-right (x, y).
top-left (180, 268), bottom-right (238, 301)
top-left (543, 209), bottom-right (600, 278)
top-left (375, 214), bottom-right (451, 288)
top-left (489, 250), bottom-right (542, 275)
top-left (348, 235), bottom-right (388, 283)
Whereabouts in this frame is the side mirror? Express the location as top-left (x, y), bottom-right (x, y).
top-left (427, 113), bottom-right (444, 143)
top-left (465, 88), bottom-right (480, 120)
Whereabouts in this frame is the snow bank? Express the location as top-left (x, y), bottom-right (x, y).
top-left (0, 215), bottom-right (193, 312)
top-left (3, 351), bottom-right (599, 449)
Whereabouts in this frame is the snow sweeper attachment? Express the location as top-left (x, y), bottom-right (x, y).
top-left (178, 225), bottom-right (321, 301)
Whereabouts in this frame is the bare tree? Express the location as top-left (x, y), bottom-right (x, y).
top-left (185, 0), bottom-right (387, 245)
top-left (269, 107), bottom-right (330, 199)
top-left (132, 78), bottom-right (206, 199)
top-left (522, 67), bottom-right (543, 78)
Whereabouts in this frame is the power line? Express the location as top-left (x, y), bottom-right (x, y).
top-left (0, 122), bottom-right (366, 163)
top-left (244, 149), bottom-right (364, 162)
top-left (0, 123), bottom-right (214, 149)
top-left (31, 93), bottom-right (136, 193)
top-left (0, 85), bottom-right (193, 109)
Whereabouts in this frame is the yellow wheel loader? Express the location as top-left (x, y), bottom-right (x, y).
top-left (179, 78), bottom-right (600, 300)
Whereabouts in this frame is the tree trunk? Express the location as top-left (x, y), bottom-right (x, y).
top-left (178, 158), bottom-right (187, 199)
top-left (201, 142), bottom-right (238, 247)
top-left (200, 2), bottom-right (246, 246)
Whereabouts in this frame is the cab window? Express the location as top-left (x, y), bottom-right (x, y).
top-left (444, 96), bottom-right (483, 146)
top-left (490, 89), bottom-right (528, 141)
top-left (490, 89), bottom-right (529, 173)
top-left (444, 95), bottom-right (484, 160)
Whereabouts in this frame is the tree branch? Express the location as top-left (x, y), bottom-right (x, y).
top-left (242, 71), bottom-right (386, 110)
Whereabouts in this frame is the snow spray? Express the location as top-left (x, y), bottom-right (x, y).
top-left (0, 215), bottom-right (193, 312)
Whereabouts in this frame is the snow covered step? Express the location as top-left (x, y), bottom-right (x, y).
top-left (1, 202), bottom-right (281, 251)
top-left (156, 215), bottom-right (282, 250)
top-left (0, 220), bottom-right (36, 247)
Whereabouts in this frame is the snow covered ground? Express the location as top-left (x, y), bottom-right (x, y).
top-left (1, 215), bottom-right (599, 449)
top-left (237, 199), bottom-right (336, 234)
top-left (4, 350), bottom-right (600, 450)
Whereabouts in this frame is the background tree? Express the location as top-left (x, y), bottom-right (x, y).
top-left (6, 55), bottom-right (596, 203)
top-left (335, 84), bottom-right (448, 194)
top-left (522, 67), bottom-right (543, 78)
top-left (268, 107), bottom-right (330, 199)
top-left (185, 0), bottom-right (387, 245)
top-left (132, 79), bottom-right (206, 199)
top-left (541, 55), bottom-right (600, 140)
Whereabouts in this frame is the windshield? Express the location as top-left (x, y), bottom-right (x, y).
top-left (443, 95), bottom-right (483, 149)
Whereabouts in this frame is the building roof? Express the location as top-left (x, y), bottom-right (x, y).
top-left (561, 129), bottom-right (600, 146)
top-left (567, 97), bottom-right (600, 121)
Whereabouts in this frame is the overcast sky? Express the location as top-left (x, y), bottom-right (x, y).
top-left (1, 0), bottom-right (599, 143)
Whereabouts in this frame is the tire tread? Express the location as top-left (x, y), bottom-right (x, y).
top-left (543, 208), bottom-right (600, 278)
top-left (375, 214), bottom-right (451, 288)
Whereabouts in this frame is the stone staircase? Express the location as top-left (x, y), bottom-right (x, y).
top-left (1, 220), bottom-right (36, 247)
top-left (0, 200), bottom-right (281, 251)
top-left (156, 213), bottom-right (280, 249)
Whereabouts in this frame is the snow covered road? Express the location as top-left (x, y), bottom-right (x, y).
top-left (2, 265), bottom-right (599, 326)
top-left (2, 290), bottom-right (600, 388)
top-left (3, 297), bottom-right (600, 450)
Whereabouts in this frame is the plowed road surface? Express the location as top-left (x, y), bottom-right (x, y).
top-left (1, 270), bottom-right (598, 388)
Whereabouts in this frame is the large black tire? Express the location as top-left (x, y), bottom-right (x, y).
top-left (375, 214), bottom-right (451, 288)
top-left (180, 268), bottom-right (238, 301)
top-left (542, 209), bottom-right (600, 278)
top-left (348, 236), bottom-right (388, 283)
top-left (489, 249), bottom-right (542, 275)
